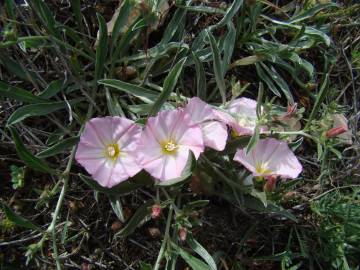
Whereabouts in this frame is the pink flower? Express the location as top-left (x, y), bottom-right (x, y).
top-left (214, 97), bottom-right (266, 136)
top-left (75, 117), bottom-right (142, 188)
top-left (137, 109), bottom-right (204, 181)
top-left (184, 97), bottom-right (228, 151)
top-left (234, 138), bottom-right (302, 179)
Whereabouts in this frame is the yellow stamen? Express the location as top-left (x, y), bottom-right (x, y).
top-left (105, 143), bottom-right (120, 160)
top-left (161, 140), bottom-right (178, 155)
top-left (255, 163), bottom-right (272, 175)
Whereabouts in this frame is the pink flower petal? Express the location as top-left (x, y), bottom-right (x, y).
top-left (76, 117), bottom-right (142, 188)
top-left (137, 109), bottom-right (204, 181)
top-left (92, 160), bottom-right (128, 188)
top-left (234, 138), bottom-right (302, 179)
top-left (185, 97), bottom-right (215, 123)
top-left (184, 97), bottom-right (228, 151)
top-left (201, 121), bottom-right (228, 151)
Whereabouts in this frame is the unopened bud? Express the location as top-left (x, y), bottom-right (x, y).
top-left (151, 204), bottom-right (161, 219)
top-left (284, 103), bottom-right (297, 118)
top-left (178, 227), bottom-right (187, 241)
top-left (325, 126), bottom-right (347, 138)
top-left (264, 176), bottom-right (277, 192)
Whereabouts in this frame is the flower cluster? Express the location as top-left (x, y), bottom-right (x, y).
top-left (75, 97), bottom-right (303, 188)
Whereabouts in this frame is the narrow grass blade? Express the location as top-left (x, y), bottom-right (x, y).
top-left (191, 52), bottom-right (206, 100)
top-left (38, 80), bottom-right (63, 99)
top-left (0, 81), bottom-right (45, 103)
top-left (1, 202), bottom-right (41, 231)
top-left (109, 195), bottom-right (125, 222)
top-left (99, 79), bottom-right (158, 103)
top-left (7, 98), bottom-right (83, 126)
top-left (117, 200), bottom-right (154, 237)
top-left (207, 30), bottom-right (226, 104)
top-left (36, 136), bottom-right (80, 158)
top-left (70, 0), bottom-right (84, 31)
top-left (178, 247), bottom-right (210, 270)
top-left (149, 58), bottom-right (187, 116)
top-left (9, 127), bottom-right (53, 174)
top-left (112, 0), bottom-right (132, 45)
top-left (95, 13), bottom-right (108, 83)
top-left (287, 3), bottom-right (337, 24)
top-left (187, 235), bottom-right (217, 270)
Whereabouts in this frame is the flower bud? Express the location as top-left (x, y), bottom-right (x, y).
top-left (151, 204), bottom-right (162, 219)
top-left (178, 227), bottom-right (187, 241)
top-left (264, 176), bottom-right (277, 192)
top-left (325, 126), bottom-right (347, 138)
top-left (283, 103), bottom-right (298, 119)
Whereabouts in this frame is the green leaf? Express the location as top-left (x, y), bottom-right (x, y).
top-left (0, 36), bottom-right (49, 50)
top-left (246, 125), bottom-right (260, 154)
top-left (0, 81), bottom-right (45, 103)
top-left (95, 13), bottom-right (108, 83)
top-left (98, 79), bottom-right (157, 103)
top-left (38, 80), bottom-right (63, 99)
top-left (191, 0), bottom-right (243, 51)
top-left (7, 98), bottom-right (83, 126)
top-left (61, 215), bottom-right (71, 245)
top-left (109, 196), bottom-right (125, 222)
top-left (191, 52), bottom-right (206, 100)
top-left (117, 200), bottom-right (154, 237)
top-left (70, 0), bottom-right (84, 31)
top-left (222, 22), bottom-right (236, 74)
top-left (1, 202), bottom-right (41, 231)
top-left (261, 15), bottom-right (331, 46)
top-left (260, 63), bottom-right (294, 103)
top-left (187, 235), bottom-right (217, 270)
top-left (178, 247), bottom-right (210, 270)
top-left (9, 127), bottom-right (53, 174)
top-left (255, 63), bottom-right (281, 97)
top-left (207, 30), bottom-right (226, 104)
top-left (36, 136), bottom-right (79, 158)
top-left (250, 189), bottom-right (267, 207)
top-left (161, 1), bottom-right (189, 44)
top-left (5, 0), bottom-right (16, 19)
top-left (132, 18), bottom-right (147, 31)
top-left (0, 53), bottom-right (37, 82)
top-left (149, 57), bottom-right (187, 116)
top-left (176, 4), bottom-right (225, 14)
top-left (31, 0), bottom-right (61, 40)
top-left (184, 200), bottom-right (210, 210)
top-left (112, 0), bottom-right (132, 45)
top-left (244, 196), bottom-right (298, 222)
top-left (287, 3), bottom-right (337, 24)
top-left (139, 261), bottom-right (153, 270)
top-left (105, 88), bottom-right (125, 117)
top-left (124, 42), bottom-right (189, 62)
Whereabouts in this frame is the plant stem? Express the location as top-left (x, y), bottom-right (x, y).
top-left (46, 148), bottom-right (76, 270)
top-left (47, 92), bottom-right (96, 269)
top-left (153, 206), bottom-right (173, 270)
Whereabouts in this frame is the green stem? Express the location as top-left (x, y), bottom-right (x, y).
top-left (153, 206), bottom-right (173, 270)
top-left (47, 85), bottom-right (97, 269)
